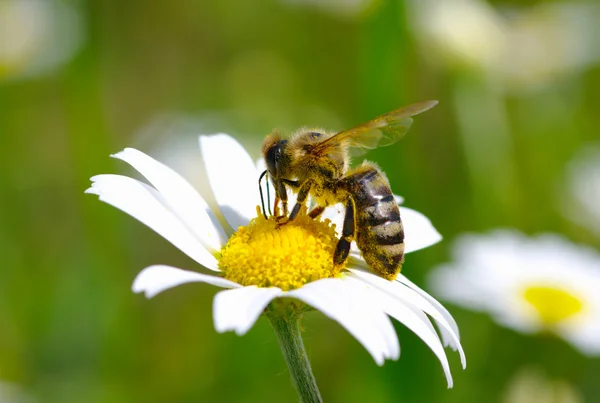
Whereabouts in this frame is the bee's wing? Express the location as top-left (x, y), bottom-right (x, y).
top-left (313, 100), bottom-right (438, 155)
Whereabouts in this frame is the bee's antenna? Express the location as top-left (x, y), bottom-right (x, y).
top-left (258, 170), bottom-right (269, 219)
top-left (266, 174), bottom-right (272, 217)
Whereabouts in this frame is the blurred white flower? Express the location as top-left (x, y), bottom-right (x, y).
top-left (564, 144), bottom-right (600, 237)
top-left (429, 230), bottom-right (600, 355)
top-left (502, 367), bottom-right (582, 403)
top-left (407, 0), bottom-right (507, 70)
top-left (499, 2), bottom-right (600, 91)
top-left (0, 381), bottom-right (34, 403)
top-left (86, 134), bottom-right (465, 386)
top-left (0, 0), bottom-right (84, 81)
top-left (408, 0), bottom-right (600, 91)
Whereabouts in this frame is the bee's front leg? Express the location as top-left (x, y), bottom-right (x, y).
top-left (287, 179), bottom-right (314, 222)
top-left (274, 180), bottom-right (289, 218)
top-left (272, 179), bottom-right (300, 221)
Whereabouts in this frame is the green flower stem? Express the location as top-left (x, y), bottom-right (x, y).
top-left (268, 314), bottom-right (323, 403)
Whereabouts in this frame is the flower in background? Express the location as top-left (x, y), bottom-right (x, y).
top-left (502, 367), bottom-right (582, 403)
top-left (407, 0), bottom-right (507, 71)
top-left (429, 230), bottom-right (600, 355)
top-left (408, 0), bottom-right (600, 92)
top-left (499, 2), bottom-right (600, 91)
top-left (564, 144), bottom-right (600, 237)
top-left (86, 134), bottom-right (465, 387)
top-left (0, 0), bottom-right (84, 81)
top-left (0, 381), bottom-right (33, 403)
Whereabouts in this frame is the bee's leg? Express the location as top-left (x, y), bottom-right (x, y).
top-left (280, 179), bottom-right (300, 217)
top-left (334, 198), bottom-right (355, 267)
top-left (308, 206), bottom-right (325, 219)
top-left (273, 179), bottom-right (301, 218)
top-left (276, 181), bottom-right (289, 217)
top-left (288, 179), bottom-right (314, 221)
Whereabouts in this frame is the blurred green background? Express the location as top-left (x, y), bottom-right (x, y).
top-left (1, 0), bottom-right (599, 402)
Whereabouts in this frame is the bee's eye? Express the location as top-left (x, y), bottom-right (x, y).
top-left (265, 140), bottom-right (287, 177)
top-left (310, 132), bottom-right (321, 139)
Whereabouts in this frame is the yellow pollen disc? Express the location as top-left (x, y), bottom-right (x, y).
top-left (218, 207), bottom-right (343, 291)
top-left (522, 285), bottom-right (584, 326)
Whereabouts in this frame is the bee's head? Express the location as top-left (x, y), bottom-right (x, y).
top-left (262, 131), bottom-right (288, 179)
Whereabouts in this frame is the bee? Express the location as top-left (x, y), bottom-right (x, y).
top-left (261, 100), bottom-right (438, 280)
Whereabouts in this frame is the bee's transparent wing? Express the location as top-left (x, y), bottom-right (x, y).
top-left (314, 100), bottom-right (438, 155)
top-left (347, 118), bottom-right (414, 157)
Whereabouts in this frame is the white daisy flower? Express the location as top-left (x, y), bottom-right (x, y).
top-left (429, 230), bottom-right (600, 355)
top-left (0, 0), bottom-right (84, 81)
top-left (85, 133), bottom-right (465, 388)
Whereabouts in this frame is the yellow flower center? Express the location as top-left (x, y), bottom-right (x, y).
top-left (522, 285), bottom-right (584, 326)
top-left (218, 208), bottom-right (343, 291)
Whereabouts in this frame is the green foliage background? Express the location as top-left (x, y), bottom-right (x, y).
top-left (1, 0), bottom-right (599, 402)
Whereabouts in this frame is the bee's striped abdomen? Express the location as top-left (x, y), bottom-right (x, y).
top-left (345, 163), bottom-right (404, 280)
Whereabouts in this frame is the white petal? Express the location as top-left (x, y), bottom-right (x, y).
top-left (200, 134), bottom-right (260, 230)
top-left (287, 278), bottom-right (399, 365)
top-left (398, 272), bottom-right (462, 344)
top-left (133, 265), bottom-right (240, 298)
top-left (394, 284), bottom-right (465, 367)
top-left (213, 286), bottom-right (282, 335)
top-left (346, 272), bottom-right (455, 388)
top-left (349, 259), bottom-right (464, 358)
top-left (112, 148), bottom-right (227, 252)
top-left (345, 258), bottom-right (463, 359)
top-left (320, 203), bottom-right (346, 237)
top-left (86, 174), bottom-right (218, 270)
top-left (400, 207), bottom-right (443, 254)
top-left (558, 319), bottom-right (600, 356)
top-left (350, 268), bottom-right (465, 370)
top-left (394, 194), bottom-right (405, 205)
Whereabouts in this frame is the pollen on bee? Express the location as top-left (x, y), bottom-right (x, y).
top-left (218, 207), bottom-right (342, 291)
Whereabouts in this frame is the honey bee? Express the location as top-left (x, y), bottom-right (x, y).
top-left (261, 100), bottom-right (438, 280)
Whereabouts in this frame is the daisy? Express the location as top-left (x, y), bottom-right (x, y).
top-left (428, 230), bottom-right (600, 355)
top-left (0, 0), bottom-right (83, 81)
top-left (86, 133), bottom-right (465, 397)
